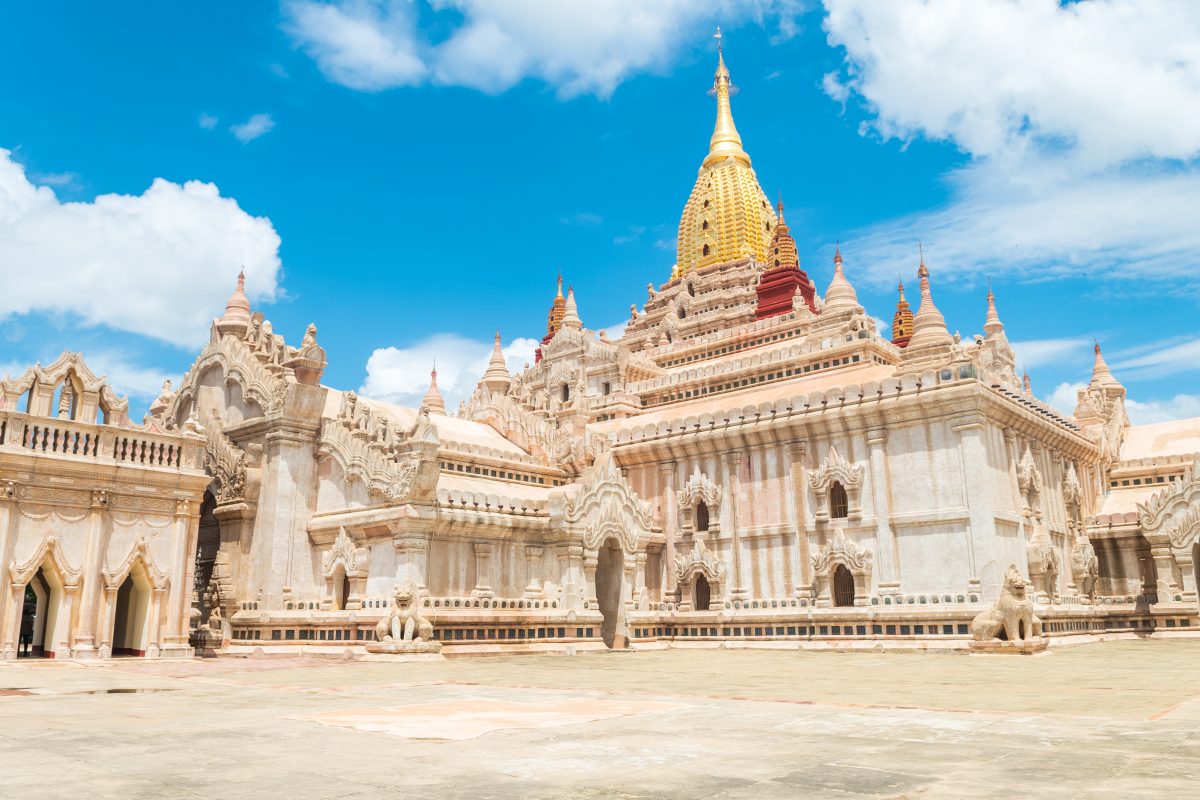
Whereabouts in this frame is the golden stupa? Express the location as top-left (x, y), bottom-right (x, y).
top-left (675, 31), bottom-right (776, 277)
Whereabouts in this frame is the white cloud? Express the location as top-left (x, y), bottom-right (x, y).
top-left (83, 352), bottom-right (174, 400)
top-left (360, 332), bottom-right (539, 410)
top-left (823, 0), bottom-right (1200, 168)
top-left (823, 0), bottom-right (1200, 288)
top-left (230, 113), bottom-right (276, 143)
top-left (1011, 337), bottom-right (1093, 371)
top-left (1043, 381), bottom-right (1085, 418)
top-left (30, 171), bottom-right (79, 188)
top-left (285, 0), bottom-right (801, 98)
top-left (1111, 337), bottom-right (1200, 381)
top-left (1126, 394), bottom-right (1200, 426)
top-left (198, 113), bottom-right (219, 130)
top-left (0, 149), bottom-right (282, 348)
top-left (285, 0), bottom-right (427, 91)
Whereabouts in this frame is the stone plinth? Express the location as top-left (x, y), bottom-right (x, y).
top-left (365, 641), bottom-right (442, 655)
top-left (192, 629), bottom-right (224, 659)
top-left (969, 638), bottom-right (1049, 656)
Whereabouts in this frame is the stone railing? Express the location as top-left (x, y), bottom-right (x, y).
top-left (0, 410), bottom-right (204, 472)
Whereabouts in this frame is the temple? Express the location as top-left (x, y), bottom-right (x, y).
top-left (2, 42), bottom-right (1199, 660)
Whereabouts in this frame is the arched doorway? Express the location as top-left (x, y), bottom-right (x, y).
top-left (23, 567), bottom-right (64, 658)
top-left (595, 538), bottom-right (626, 649)
top-left (833, 564), bottom-right (855, 607)
top-left (333, 566), bottom-right (349, 611)
top-left (111, 568), bottom-right (151, 657)
top-left (693, 574), bottom-right (711, 612)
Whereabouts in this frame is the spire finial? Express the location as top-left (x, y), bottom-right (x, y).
top-left (704, 27), bottom-right (747, 168)
top-left (985, 279), bottom-right (1004, 336)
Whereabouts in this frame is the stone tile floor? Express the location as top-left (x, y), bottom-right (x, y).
top-left (2, 640), bottom-right (1200, 799)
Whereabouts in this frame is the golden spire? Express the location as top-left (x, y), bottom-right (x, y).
top-left (704, 26), bottom-right (750, 169)
top-left (891, 277), bottom-right (914, 347)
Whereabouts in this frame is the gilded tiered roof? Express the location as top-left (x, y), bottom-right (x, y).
top-left (891, 280), bottom-right (914, 347)
top-left (675, 39), bottom-right (775, 277)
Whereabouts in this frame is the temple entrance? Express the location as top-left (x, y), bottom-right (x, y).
top-left (333, 566), bottom-right (349, 611)
top-left (595, 538), bottom-right (625, 649)
top-left (833, 564), bottom-right (855, 607)
top-left (693, 574), bottom-right (711, 611)
top-left (111, 569), bottom-right (151, 657)
top-left (20, 568), bottom-right (62, 658)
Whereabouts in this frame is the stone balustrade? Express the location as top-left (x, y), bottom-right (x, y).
top-left (0, 410), bottom-right (203, 472)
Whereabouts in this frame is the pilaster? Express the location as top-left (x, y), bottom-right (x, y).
top-left (472, 542), bottom-right (495, 598)
top-left (865, 428), bottom-right (900, 594)
top-left (784, 441), bottom-right (810, 598)
top-left (721, 450), bottom-right (747, 600)
top-left (955, 416), bottom-right (1003, 599)
top-left (658, 461), bottom-right (679, 599)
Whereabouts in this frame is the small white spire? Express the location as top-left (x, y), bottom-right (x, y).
top-left (821, 247), bottom-right (858, 312)
top-left (421, 364), bottom-right (446, 415)
top-left (562, 286), bottom-right (583, 329)
top-left (482, 331), bottom-right (511, 394)
top-left (907, 252), bottom-right (953, 348)
top-left (984, 279), bottom-right (1004, 337)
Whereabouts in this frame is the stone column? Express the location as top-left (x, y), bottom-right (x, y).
top-left (557, 543), bottom-right (585, 610)
top-left (721, 451), bottom-right (747, 601)
top-left (582, 549), bottom-right (599, 609)
top-left (524, 545), bottom-right (544, 598)
top-left (164, 500), bottom-right (198, 647)
top-left (865, 428), bottom-right (900, 595)
top-left (58, 584), bottom-right (79, 657)
top-left (394, 535), bottom-right (430, 593)
top-left (955, 417), bottom-right (1004, 600)
top-left (658, 462), bottom-right (679, 600)
top-left (69, 493), bottom-right (106, 657)
top-left (472, 542), bottom-right (494, 598)
top-left (1176, 551), bottom-right (1198, 605)
top-left (98, 586), bottom-right (118, 658)
top-left (1, 582), bottom-right (22, 660)
top-left (622, 552), bottom-right (636, 612)
top-left (0, 492), bottom-right (13, 655)
top-left (146, 587), bottom-right (167, 658)
top-left (634, 551), bottom-right (647, 608)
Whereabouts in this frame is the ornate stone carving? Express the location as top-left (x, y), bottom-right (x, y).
top-left (103, 537), bottom-right (169, 589)
top-left (318, 397), bottom-right (439, 503)
top-left (810, 527), bottom-right (872, 606)
top-left (321, 527), bottom-right (369, 609)
top-left (561, 452), bottom-right (653, 554)
top-left (368, 583), bottom-right (441, 654)
top-left (809, 446), bottom-right (864, 522)
top-left (1139, 456), bottom-right (1200, 550)
top-left (674, 540), bottom-right (724, 585)
top-left (1070, 536), bottom-right (1099, 600)
top-left (970, 565), bottom-right (1044, 643)
top-left (9, 535), bottom-right (83, 587)
top-left (203, 418), bottom-right (250, 506)
top-left (1016, 445), bottom-right (1043, 518)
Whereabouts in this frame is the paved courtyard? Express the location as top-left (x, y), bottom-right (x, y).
top-left (3, 640), bottom-right (1200, 799)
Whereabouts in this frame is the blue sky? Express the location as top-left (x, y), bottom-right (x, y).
top-left (1, 1), bottom-right (1198, 423)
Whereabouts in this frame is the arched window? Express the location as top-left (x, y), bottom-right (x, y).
top-left (687, 283), bottom-right (696, 297)
top-left (833, 565), bottom-right (855, 607)
top-left (702, 244), bottom-right (710, 257)
top-left (830, 481), bottom-right (849, 519)
top-left (561, 384), bottom-right (570, 403)
top-left (693, 575), bottom-right (711, 611)
top-left (678, 307), bottom-right (686, 320)
top-left (695, 501), bottom-right (709, 532)
top-left (702, 220), bottom-right (709, 230)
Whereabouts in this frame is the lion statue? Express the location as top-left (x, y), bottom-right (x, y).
top-left (375, 583), bottom-right (434, 644)
top-left (971, 565), bottom-right (1043, 642)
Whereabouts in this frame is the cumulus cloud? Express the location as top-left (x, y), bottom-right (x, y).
top-left (360, 332), bottom-right (539, 409)
top-left (285, 0), bottom-right (801, 98)
top-left (1010, 337), bottom-right (1093, 371)
top-left (285, 0), bottom-right (427, 90)
top-left (0, 149), bottom-right (282, 348)
top-left (198, 113), bottom-right (219, 130)
top-left (823, 0), bottom-right (1200, 288)
top-left (1126, 394), bottom-right (1200, 426)
top-left (230, 113), bottom-right (276, 143)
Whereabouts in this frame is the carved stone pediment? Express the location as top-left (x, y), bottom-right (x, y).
top-left (811, 527), bottom-right (871, 575)
top-left (809, 446), bottom-right (864, 521)
top-left (562, 452), bottom-right (653, 554)
top-left (1139, 456), bottom-right (1200, 551)
top-left (674, 540), bottom-right (724, 584)
top-left (322, 527), bottom-right (369, 578)
top-left (676, 468), bottom-right (721, 509)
